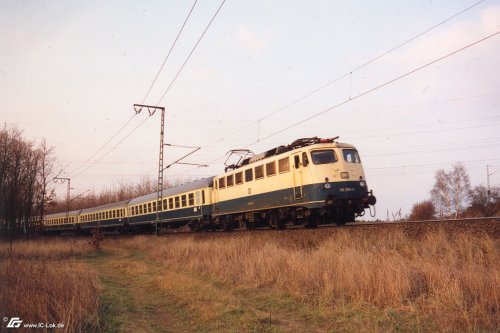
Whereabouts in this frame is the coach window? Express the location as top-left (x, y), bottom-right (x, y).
top-left (113, 210), bottom-right (116, 218)
top-left (235, 172), bottom-right (243, 185)
top-left (227, 174), bottom-right (234, 187)
top-left (175, 196), bottom-right (180, 208)
top-left (195, 191), bottom-right (201, 205)
top-left (202, 190), bottom-right (206, 204)
top-left (342, 149), bottom-right (361, 163)
top-left (152, 201), bottom-right (157, 212)
top-left (311, 150), bottom-right (337, 165)
top-left (245, 169), bottom-right (253, 182)
top-left (266, 161), bottom-right (276, 176)
top-left (181, 195), bottom-right (187, 207)
top-left (147, 203), bottom-right (151, 213)
top-left (169, 198), bottom-right (174, 209)
top-left (218, 177), bottom-right (226, 189)
top-left (188, 193), bottom-right (194, 206)
top-left (302, 152), bottom-right (309, 167)
top-left (278, 157), bottom-right (290, 173)
top-left (163, 199), bottom-right (168, 210)
top-left (139, 205), bottom-right (143, 214)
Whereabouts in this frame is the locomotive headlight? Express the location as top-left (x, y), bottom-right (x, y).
top-left (324, 183), bottom-right (331, 189)
top-left (360, 181), bottom-right (366, 187)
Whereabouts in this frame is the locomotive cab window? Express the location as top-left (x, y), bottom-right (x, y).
top-left (302, 152), bottom-right (309, 167)
top-left (343, 149), bottom-right (361, 163)
top-left (294, 155), bottom-right (300, 169)
top-left (311, 150), bottom-right (338, 165)
top-left (218, 178), bottom-right (225, 189)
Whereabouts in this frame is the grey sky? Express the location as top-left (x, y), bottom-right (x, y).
top-left (1, 0), bottom-right (499, 219)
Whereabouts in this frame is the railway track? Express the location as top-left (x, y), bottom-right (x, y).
top-left (114, 216), bottom-right (499, 240)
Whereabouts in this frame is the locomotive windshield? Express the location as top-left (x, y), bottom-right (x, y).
top-left (311, 150), bottom-right (338, 164)
top-left (343, 149), bottom-right (361, 163)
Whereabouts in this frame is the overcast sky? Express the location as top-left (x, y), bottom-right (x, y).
top-left (1, 0), bottom-right (499, 219)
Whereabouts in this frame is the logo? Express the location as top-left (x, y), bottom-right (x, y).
top-left (6, 317), bottom-right (22, 328)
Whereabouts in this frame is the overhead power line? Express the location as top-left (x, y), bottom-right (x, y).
top-left (70, 0), bottom-right (224, 179)
top-left (252, 30), bottom-right (500, 145)
top-left (203, 0), bottom-right (487, 147)
top-left (182, 29), bottom-right (500, 173)
top-left (72, 116), bottom-right (150, 179)
top-left (68, 114), bottom-right (136, 176)
top-left (156, 0), bottom-right (226, 105)
top-left (141, 0), bottom-right (198, 104)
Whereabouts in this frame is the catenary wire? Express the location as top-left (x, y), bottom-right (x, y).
top-left (172, 29), bottom-right (500, 176)
top-left (251, 30), bottom-right (500, 146)
top-left (141, 0), bottom-right (198, 104)
top-left (199, 0), bottom-right (488, 148)
top-left (71, 0), bottom-right (224, 179)
top-left (69, 1), bottom-right (199, 177)
top-left (156, 0), bottom-right (226, 105)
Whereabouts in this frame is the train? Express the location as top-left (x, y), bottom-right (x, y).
top-left (43, 137), bottom-right (376, 233)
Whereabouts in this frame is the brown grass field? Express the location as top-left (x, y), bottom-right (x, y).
top-left (1, 221), bottom-right (499, 332)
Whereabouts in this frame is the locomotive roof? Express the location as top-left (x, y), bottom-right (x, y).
top-left (227, 137), bottom-right (356, 171)
top-left (80, 199), bottom-right (132, 214)
top-left (128, 177), bottom-right (214, 205)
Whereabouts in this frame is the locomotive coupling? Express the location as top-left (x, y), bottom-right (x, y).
top-left (362, 190), bottom-right (376, 206)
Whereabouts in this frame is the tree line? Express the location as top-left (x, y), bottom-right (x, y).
top-left (409, 163), bottom-right (500, 220)
top-left (0, 124), bottom-right (58, 237)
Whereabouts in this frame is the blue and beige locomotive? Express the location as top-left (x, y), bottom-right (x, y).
top-left (42, 137), bottom-right (376, 232)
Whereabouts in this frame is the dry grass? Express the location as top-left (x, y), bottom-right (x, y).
top-left (0, 239), bottom-right (100, 332)
top-left (0, 237), bottom-right (93, 260)
top-left (125, 228), bottom-right (499, 332)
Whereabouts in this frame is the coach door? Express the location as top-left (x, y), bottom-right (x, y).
top-left (292, 153), bottom-right (303, 199)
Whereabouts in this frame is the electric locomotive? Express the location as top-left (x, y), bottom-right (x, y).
top-left (211, 137), bottom-right (376, 229)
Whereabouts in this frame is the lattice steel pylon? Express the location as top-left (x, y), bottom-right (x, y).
top-left (133, 104), bottom-right (165, 235)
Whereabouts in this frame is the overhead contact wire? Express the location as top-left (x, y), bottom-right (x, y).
top-left (141, 0), bottom-right (198, 104)
top-left (202, 0), bottom-right (487, 147)
top-left (156, 0), bottom-right (227, 105)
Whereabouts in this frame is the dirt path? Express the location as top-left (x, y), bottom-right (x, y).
top-left (87, 243), bottom-right (326, 333)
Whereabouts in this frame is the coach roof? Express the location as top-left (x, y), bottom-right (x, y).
top-left (128, 177), bottom-right (214, 206)
top-left (80, 199), bottom-right (132, 214)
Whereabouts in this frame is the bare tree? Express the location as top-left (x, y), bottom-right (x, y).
top-left (449, 163), bottom-right (471, 218)
top-left (0, 125), bottom-right (59, 239)
top-left (431, 163), bottom-right (471, 219)
top-left (468, 185), bottom-right (500, 217)
top-left (34, 139), bottom-right (60, 231)
top-left (431, 169), bottom-right (452, 218)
